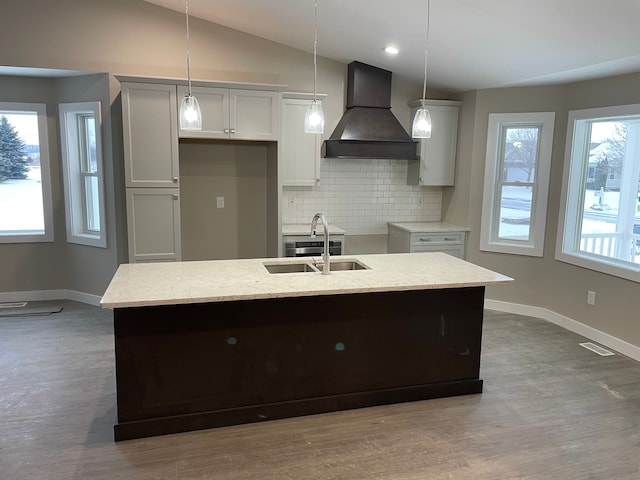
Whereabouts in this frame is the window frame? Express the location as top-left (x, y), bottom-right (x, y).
top-left (556, 104), bottom-right (640, 282)
top-left (480, 112), bottom-right (555, 257)
top-left (0, 102), bottom-right (54, 243)
top-left (59, 101), bottom-right (107, 248)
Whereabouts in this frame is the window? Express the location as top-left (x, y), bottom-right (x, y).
top-left (480, 112), bottom-right (555, 256)
top-left (0, 103), bottom-right (53, 243)
top-left (556, 104), bottom-right (640, 282)
top-left (59, 102), bottom-right (106, 247)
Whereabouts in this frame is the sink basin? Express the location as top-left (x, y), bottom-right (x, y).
top-left (315, 259), bottom-right (370, 271)
top-left (264, 258), bottom-right (370, 274)
top-left (264, 262), bottom-right (319, 274)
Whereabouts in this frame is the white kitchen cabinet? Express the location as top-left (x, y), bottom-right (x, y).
top-left (126, 189), bottom-right (182, 263)
top-left (407, 99), bottom-right (461, 186)
top-left (280, 95), bottom-right (324, 186)
top-left (121, 81), bottom-right (181, 263)
top-left (387, 222), bottom-right (468, 259)
top-left (121, 82), bottom-right (180, 188)
top-left (177, 86), bottom-right (280, 140)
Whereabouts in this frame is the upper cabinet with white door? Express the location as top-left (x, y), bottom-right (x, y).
top-left (407, 99), bottom-right (461, 186)
top-left (280, 93), bottom-right (326, 186)
top-left (177, 85), bottom-right (281, 140)
top-left (121, 82), bottom-right (180, 188)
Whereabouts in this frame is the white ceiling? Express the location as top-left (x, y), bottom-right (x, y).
top-left (142, 0), bottom-right (640, 93)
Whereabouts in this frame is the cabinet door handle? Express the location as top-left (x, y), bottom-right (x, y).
top-left (172, 194), bottom-right (179, 200)
top-left (224, 128), bottom-right (230, 134)
top-left (172, 177), bottom-right (178, 183)
top-left (230, 128), bottom-right (236, 134)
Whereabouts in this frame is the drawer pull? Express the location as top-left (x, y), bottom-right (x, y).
top-left (444, 237), bottom-right (457, 241)
top-left (419, 238), bottom-right (432, 242)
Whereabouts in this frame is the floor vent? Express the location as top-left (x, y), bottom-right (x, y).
top-left (579, 342), bottom-right (615, 356)
top-left (0, 302), bottom-right (28, 309)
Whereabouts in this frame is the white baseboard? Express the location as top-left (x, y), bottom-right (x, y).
top-left (485, 298), bottom-right (640, 363)
top-left (0, 289), bottom-right (102, 307)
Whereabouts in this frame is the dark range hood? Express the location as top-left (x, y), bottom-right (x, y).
top-left (322, 61), bottom-right (418, 160)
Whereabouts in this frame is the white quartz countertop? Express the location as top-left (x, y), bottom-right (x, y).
top-left (388, 221), bottom-right (470, 233)
top-left (282, 224), bottom-right (346, 236)
top-left (100, 253), bottom-right (512, 309)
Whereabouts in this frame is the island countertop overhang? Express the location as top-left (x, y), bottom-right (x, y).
top-left (100, 252), bottom-right (512, 309)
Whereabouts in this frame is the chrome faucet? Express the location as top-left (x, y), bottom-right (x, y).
top-left (311, 212), bottom-right (330, 275)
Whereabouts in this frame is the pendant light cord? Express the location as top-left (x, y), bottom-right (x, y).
top-left (421, 0), bottom-right (430, 108)
top-left (313, 0), bottom-right (318, 103)
top-left (186, 0), bottom-right (193, 96)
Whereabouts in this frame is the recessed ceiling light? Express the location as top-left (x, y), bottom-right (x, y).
top-left (384, 46), bottom-right (399, 55)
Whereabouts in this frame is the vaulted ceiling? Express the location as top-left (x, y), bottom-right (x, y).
top-left (142, 0), bottom-right (640, 92)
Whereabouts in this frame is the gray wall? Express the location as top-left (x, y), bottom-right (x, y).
top-left (445, 73), bottom-right (640, 348)
top-left (0, 74), bottom-right (119, 296)
top-left (0, 0), bottom-right (428, 296)
top-left (179, 141), bottom-right (275, 261)
top-left (3, 0), bottom-right (640, 353)
top-left (54, 74), bottom-right (121, 295)
top-left (0, 77), bottom-right (69, 291)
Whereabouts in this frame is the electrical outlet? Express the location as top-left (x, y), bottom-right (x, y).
top-left (587, 290), bottom-right (596, 305)
top-left (216, 197), bottom-right (224, 209)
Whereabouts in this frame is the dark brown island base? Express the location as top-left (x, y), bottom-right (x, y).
top-left (101, 253), bottom-right (511, 441)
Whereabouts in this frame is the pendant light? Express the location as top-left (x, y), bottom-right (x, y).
top-left (412, 0), bottom-right (432, 139)
top-left (179, 0), bottom-right (202, 130)
top-left (304, 0), bottom-right (324, 134)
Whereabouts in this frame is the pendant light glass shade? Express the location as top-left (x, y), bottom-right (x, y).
top-left (413, 0), bottom-right (432, 139)
top-left (412, 104), bottom-right (432, 138)
top-left (179, 0), bottom-right (202, 131)
top-left (180, 94), bottom-right (202, 130)
top-left (305, 0), bottom-right (324, 134)
top-left (305, 100), bottom-right (324, 134)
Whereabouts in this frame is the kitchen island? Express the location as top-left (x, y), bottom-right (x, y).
top-left (101, 253), bottom-right (511, 441)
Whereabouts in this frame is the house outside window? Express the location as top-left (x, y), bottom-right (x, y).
top-left (59, 102), bottom-right (106, 247)
top-left (480, 112), bottom-right (555, 256)
top-left (556, 104), bottom-right (640, 282)
top-left (0, 102), bottom-right (53, 243)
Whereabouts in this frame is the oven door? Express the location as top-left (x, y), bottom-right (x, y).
top-left (285, 240), bottom-right (343, 257)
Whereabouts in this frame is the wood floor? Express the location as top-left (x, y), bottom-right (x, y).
top-left (1, 300), bottom-right (639, 479)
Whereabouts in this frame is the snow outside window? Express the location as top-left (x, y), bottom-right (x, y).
top-left (0, 103), bottom-right (54, 243)
top-left (480, 112), bottom-right (555, 256)
top-left (556, 105), bottom-right (640, 282)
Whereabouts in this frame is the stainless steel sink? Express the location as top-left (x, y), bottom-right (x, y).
top-left (264, 262), bottom-right (319, 274)
top-left (315, 259), bottom-right (370, 271)
top-left (264, 258), bottom-right (370, 274)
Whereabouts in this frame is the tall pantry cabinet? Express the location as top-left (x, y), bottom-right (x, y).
top-left (120, 78), bottom-right (286, 263)
top-left (121, 82), bottom-right (182, 262)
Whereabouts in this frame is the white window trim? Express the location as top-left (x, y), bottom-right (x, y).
top-left (556, 104), bottom-right (640, 282)
top-left (0, 102), bottom-right (54, 243)
top-left (59, 101), bottom-right (107, 248)
top-left (480, 112), bottom-right (555, 257)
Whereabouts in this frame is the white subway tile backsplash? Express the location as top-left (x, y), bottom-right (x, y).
top-left (282, 158), bottom-right (442, 234)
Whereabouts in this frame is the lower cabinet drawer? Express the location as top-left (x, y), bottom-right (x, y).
top-left (410, 231), bottom-right (465, 245)
top-left (411, 244), bottom-right (465, 259)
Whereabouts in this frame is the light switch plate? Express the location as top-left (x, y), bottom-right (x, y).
top-left (217, 197), bottom-right (224, 208)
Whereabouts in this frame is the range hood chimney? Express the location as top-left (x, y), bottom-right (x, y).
top-left (322, 61), bottom-right (418, 160)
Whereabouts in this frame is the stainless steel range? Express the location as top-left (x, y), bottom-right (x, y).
top-left (284, 239), bottom-right (343, 257)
